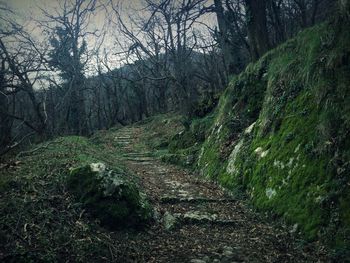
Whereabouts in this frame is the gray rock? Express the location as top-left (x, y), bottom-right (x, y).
top-left (222, 250), bottom-right (234, 258)
top-left (202, 256), bottom-right (210, 262)
top-left (221, 246), bottom-right (244, 262)
top-left (186, 154), bottom-right (195, 165)
top-left (153, 209), bottom-right (161, 221)
top-left (190, 259), bottom-right (207, 263)
top-left (223, 247), bottom-right (234, 258)
top-left (183, 211), bottom-right (218, 222)
top-left (163, 211), bottom-right (177, 230)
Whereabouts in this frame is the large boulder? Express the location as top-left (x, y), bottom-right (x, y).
top-left (67, 163), bottom-right (152, 229)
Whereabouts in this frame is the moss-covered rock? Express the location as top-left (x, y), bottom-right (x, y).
top-left (67, 163), bottom-right (153, 229)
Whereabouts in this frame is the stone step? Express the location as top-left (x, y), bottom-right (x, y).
top-left (125, 157), bottom-right (154, 162)
top-left (114, 136), bottom-right (132, 139)
top-left (115, 130), bottom-right (133, 133)
top-left (190, 245), bottom-right (244, 263)
top-left (180, 214), bottom-right (236, 226)
top-left (129, 161), bottom-right (153, 165)
top-left (124, 156), bottom-right (153, 159)
top-left (123, 154), bottom-right (153, 158)
top-left (123, 152), bottom-right (153, 155)
top-left (163, 211), bottom-right (237, 230)
top-left (160, 196), bottom-right (237, 204)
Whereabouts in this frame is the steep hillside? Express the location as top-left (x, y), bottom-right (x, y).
top-left (166, 19), bottom-right (350, 258)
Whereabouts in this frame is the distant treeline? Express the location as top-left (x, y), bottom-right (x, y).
top-left (0, 0), bottom-right (336, 156)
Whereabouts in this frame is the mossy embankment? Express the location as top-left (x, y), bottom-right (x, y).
top-left (160, 19), bottom-right (350, 258)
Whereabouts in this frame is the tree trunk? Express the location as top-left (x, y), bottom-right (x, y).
top-left (68, 78), bottom-right (88, 136)
top-left (0, 57), bottom-right (11, 151)
top-left (298, 0), bottom-right (308, 28)
top-left (214, 0), bottom-right (233, 74)
top-left (0, 94), bottom-right (12, 152)
top-left (268, 0), bottom-right (286, 44)
top-left (245, 0), bottom-right (270, 61)
top-left (340, 0), bottom-right (350, 18)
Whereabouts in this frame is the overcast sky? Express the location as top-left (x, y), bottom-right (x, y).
top-left (2, 0), bottom-right (216, 31)
top-left (1, 0), bottom-right (217, 75)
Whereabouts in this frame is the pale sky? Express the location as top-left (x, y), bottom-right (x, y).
top-left (2, 0), bottom-right (216, 29)
top-left (1, 0), bottom-right (217, 75)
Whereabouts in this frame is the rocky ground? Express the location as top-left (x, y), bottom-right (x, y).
top-left (109, 126), bottom-right (329, 263)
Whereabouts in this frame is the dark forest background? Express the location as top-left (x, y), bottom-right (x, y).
top-left (0, 0), bottom-right (336, 156)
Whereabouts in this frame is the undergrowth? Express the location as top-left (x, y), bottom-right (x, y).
top-left (0, 134), bottom-right (134, 262)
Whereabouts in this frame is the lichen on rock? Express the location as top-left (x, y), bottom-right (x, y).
top-left (244, 121), bottom-right (256, 134)
top-left (226, 139), bottom-right (244, 176)
top-left (265, 188), bottom-right (277, 199)
top-left (254, 147), bottom-right (269, 158)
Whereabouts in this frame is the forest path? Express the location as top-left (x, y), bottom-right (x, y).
top-left (111, 126), bottom-right (326, 263)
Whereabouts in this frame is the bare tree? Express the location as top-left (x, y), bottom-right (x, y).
top-left (43, 0), bottom-right (101, 135)
top-left (244, 0), bottom-right (270, 60)
top-left (110, 0), bottom-right (216, 115)
top-left (0, 7), bottom-right (50, 155)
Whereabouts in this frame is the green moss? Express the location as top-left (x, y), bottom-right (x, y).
top-left (197, 50), bottom-right (270, 180)
top-left (190, 114), bottom-right (215, 142)
top-left (168, 130), bottom-right (196, 151)
top-left (242, 91), bottom-right (333, 237)
top-left (137, 113), bottom-right (185, 150)
top-left (67, 164), bottom-right (152, 229)
top-left (195, 19), bottom-right (350, 257)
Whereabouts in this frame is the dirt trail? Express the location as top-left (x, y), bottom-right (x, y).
top-left (112, 126), bottom-right (328, 263)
